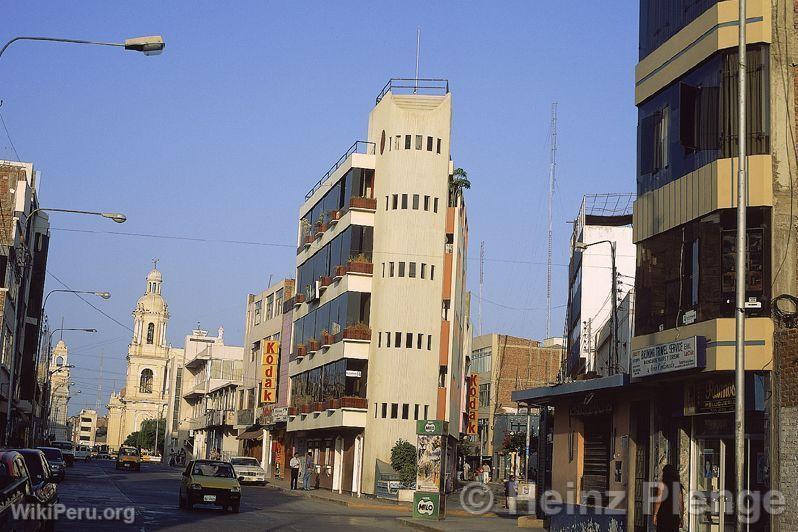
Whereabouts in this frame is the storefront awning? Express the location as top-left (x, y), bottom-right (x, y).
top-left (512, 373), bottom-right (629, 405)
top-left (236, 429), bottom-right (263, 441)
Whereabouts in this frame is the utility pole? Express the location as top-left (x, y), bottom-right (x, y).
top-left (610, 242), bottom-right (619, 375)
top-left (734, 1), bottom-right (747, 529)
top-left (414, 27), bottom-right (421, 94)
top-left (546, 103), bottom-right (558, 339)
top-left (96, 351), bottom-right (103, 412)
top-left (479, 241), bottom-right (484, 336)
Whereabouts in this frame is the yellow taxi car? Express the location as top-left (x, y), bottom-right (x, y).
top-left (179, 460), bottom-right (241, 513)
top-left (115, 446), bottom-right (142, 471)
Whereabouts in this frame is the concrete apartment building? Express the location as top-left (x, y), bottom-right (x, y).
top-left (47, 339), bottom-right (71, 441)
top-left (469, 334), bottom-right (562, 479)
top-left (178, 328), bottom-right (243, 461)
top-left (74, 408), bottom-right (97, 447)
top-left (514, 2), bottom-right (798, 530)
top-left (236, 279), bottom-right (294, 475)
top-left (288, 79), bottom-right (470, 496)
top-left (0, 161), bottom-right (50, 446)
top-left (565, 194), bottom-right (635, 377)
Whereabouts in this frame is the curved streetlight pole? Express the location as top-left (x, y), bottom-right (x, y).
top-left (0, 35), bottom-right (165, 60)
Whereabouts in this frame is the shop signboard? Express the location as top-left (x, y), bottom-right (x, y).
top-left (630, 336), bottom-right (706, 379)
top-left (414, 420), bottom-right (447, 520)
top-left (466, 375), bottom-right (478, 435)
top-left (260, 340), bottom-right (280, 403)
top-left (684, 378), bottom-right (735, 415)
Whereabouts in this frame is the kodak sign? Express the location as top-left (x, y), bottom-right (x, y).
top-left (260, 340), bottom-right (280, 404)
top-left (466, 374), bottom-right (478, 435)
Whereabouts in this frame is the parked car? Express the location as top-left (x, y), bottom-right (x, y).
top-left (179, 460), bottom-right (241, 513)
top-left (230, 456), bottom-right (266, 485)
top-left (35, 448), bottom-right (65, 482)
top-left (0, 450), bottom-right (53, 531)
top-left (94, 445), bottom-right (111, 460)
top-left (115, 447), bottom-right (141, 471)
top-left (50, 441), bottom-right (74, 467)
top-left (73, 445), bottom-right (91, 461)
top-left (15, 449), bottom-right (58, 529)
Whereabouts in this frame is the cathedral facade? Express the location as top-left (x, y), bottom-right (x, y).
top-left (106, 265), bottom-right (183, 451)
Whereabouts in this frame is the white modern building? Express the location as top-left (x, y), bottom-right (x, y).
top-left (565, 194), bottom-right (635, 377)
top-left (288, 78), bottom-right (471, 496)
top-left (74, 408), bottom-right (97, 447)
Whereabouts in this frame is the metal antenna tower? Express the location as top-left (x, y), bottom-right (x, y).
top-left (479, 241), bottom-right (484, 336)
top-left (546, 103), bottom-right (558, 339)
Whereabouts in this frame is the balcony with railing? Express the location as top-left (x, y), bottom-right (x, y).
top-left (287, 396), bottom-right (368, 432)
top-left (235, 408), bottom-right (254, 428)
top-left (305, 141), bottom-right (375, 200)
top-left (375, 78), bottom-right (449, 104)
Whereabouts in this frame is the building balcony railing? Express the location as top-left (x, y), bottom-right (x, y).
top-left (375, 78), bottom-right (449, 104)
top-left (235, 408), bottom-right (254, 427)
top-left (305, 141), bottom-right (375, 200)
top-left (348, 196), bottom-right (377, 211)
top-left (291, 396), bottom-right (368, 415)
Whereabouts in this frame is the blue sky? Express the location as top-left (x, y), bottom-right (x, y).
top-left (1, 2), bottom-right (638, 415)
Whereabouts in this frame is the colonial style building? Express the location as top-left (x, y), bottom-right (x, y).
top-left (288, 79), bottom-right (470, 496)
top-left (47, 339), bottom-right (71, 441)
top-left (107, 265), bottom-right (183, 451)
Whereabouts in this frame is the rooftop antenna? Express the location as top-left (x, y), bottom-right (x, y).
top-left (479, 241), bottom-right (484, 336)
top-left (60, 317), bottom-right (64, 341)
top-left (546, 103), bottom-right (558, 339)
top-left (414, 27), bottom-right (421, 94)
top-left (152, 257), bottom-right (159, 269)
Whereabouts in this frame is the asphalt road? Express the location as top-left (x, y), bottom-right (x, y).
top-left (54, 459), bottom-right (409, 531)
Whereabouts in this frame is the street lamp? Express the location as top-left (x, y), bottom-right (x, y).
top-left (574, 240), bottom-right (619, 375)
top-left (0, 35), bottom-right (165, 60)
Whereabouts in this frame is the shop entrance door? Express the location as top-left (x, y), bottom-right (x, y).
top-left (693, 437), bottom-right (735, 532)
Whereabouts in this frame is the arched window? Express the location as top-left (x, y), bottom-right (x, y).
top-left (146, 323), bottom-right (155, 344)
top-left (139, 369), bottom-right (153, 394)
top-left (55, 356), bottom-right (64, 367)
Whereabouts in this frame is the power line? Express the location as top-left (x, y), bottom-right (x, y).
top-left (0, 108), bottom-right (21, 161)
top-left (45, 270), bottom-right (133, 333)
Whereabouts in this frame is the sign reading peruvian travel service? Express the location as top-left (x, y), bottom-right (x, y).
top-left (260, 340), bottom-right (280, 403)
top-left (630, 336), bottom-right (706, 379)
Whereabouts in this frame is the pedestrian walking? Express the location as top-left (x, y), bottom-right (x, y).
top-left (482, 464), bottom-right (490, 484)
top-left (289, 454), bottom-right (301, 490)
top-left (652, 465), bottom-right (683, 531)
top-left (303, 451), bottom-right (313, 490)
top-left (505, 475), bottom-right (518, 515)
top-left (463, 461), bottom-right (471, 482)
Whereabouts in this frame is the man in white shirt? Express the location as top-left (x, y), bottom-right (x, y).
top-left (289, 453), bottom-right (301, 490)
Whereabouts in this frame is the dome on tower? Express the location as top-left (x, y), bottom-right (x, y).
top-left (146, 268), bottom-right (163, 283)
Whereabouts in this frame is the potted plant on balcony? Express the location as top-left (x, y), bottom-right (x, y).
top-left (297, 344), bottom-right (307, 357)
top-left (295, 293), bottom-right (306, 305)
top-left (343, 322), bottom-right (371, 341)
top-left (300, 404), bottom-right (311, 414)
top-left (334, 264), bottom-right (347, 278)
top-left (321, 329), bottom-right (334, 347)
top-left (308, 338), bottom-right (321, 352)
top-left (319, 275), bottom-right (332, 289)
top-left (330, 398), bottom-right (341, 410)
top-left (347, 253), bottom-right (373, 275)
top-left (328, 209), bottom-right (340, 225)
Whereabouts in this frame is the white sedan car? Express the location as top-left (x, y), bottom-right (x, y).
top-left (230, 456), bottom-right (266, 485)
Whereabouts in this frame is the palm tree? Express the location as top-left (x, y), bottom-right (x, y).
top-left (449, 167), bottom-right (471, 205)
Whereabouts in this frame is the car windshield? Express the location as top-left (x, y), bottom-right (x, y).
top-left (120, 449), bottom-right (139, 457)
top-left (22, 454), bottom-right (46, 483)
top-left (193, 462), bottom-right (234, 478)
top-left (230, 458), bottom-right (260, 467)
top-left (39, 449), bottom-right (63, 461)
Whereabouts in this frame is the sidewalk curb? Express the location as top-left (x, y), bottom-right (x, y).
top-left (264, 483), bottom-right (410, 512)
top-left (396, 517), bottom-right (444, 531)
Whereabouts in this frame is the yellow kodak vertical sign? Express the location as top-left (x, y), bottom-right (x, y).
top-left (260, 340), bottom-right (280, 403)
top-left (466, 374), bottom-right (478, 435)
